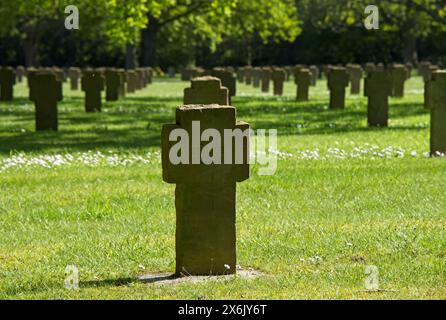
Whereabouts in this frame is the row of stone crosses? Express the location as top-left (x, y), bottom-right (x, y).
top-left (180, 61), bottom-right (442, 126)
top-left (0, 66), bottom-right (154, 131)
top-left (178, 62), bottom-right (444, 156)
top-left (0, 62), bottom-right (444, 154)
top-left (162, 71), bottom-right (444, 277)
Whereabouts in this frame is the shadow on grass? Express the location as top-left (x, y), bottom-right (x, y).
top-left (0, 129), bottom-right (162, 154)
top-left (0, 94), bottom-right (428, 154)
top-left (80, 277), bottom-right (136, 288)
top-left (80, 273), bottom-right (178, 288)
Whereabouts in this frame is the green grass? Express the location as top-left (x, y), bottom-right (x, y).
top-left (0, 76), bottom-right (445, 299)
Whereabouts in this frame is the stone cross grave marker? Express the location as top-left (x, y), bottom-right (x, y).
top-left (272, 68), bottom-right (286, 96)
top-left (391, 64), bottom-right (408, 98)
top-left (182, 67), bottom-right (205, 81)
top-left (126, 70), bottom-right (138, 94)
top-left (50, 67), bottom-right (65, 82)
top-left (426, 70), bottom-right (446, 155)
top-left (285, 66), bottom-right (293, 82)
top-left (405, 62), bottom-right (413, 78)
top-left (161, 104), bottom-right (250, 275)
top-left (261, 67), bottom-right (272, 93)
top-left (30, 71), bottom-right (63, 131)
top-left (322, 65), bottom-right (332, 78)
top-left (347, 64), bottom-right (363, 95)
top-left (16, 66), bottom-right (26, 83)
top-left (118, 69), bottom-right (126, 98)
top-left (309, 65), bottom-right (319, 86)
top-left (424, 65), bottom-right (440, 109)
top-left (105, 69), bottom-right (121, 101)
top-left (212, 68), bottom-right (236, 98)
top-left (376, 63), bottom-right (385, 72)
top-left (364, 63), bottom-right (376, 75)
top-left (135, 68), bottom-right (145, 90)
top-left (146, 67), bottom-right (153, 84)
top-left (327, 67), bottom-right (349, 110)
top-left (364, 70), bottom-right (393, 127)
top-left (422, 64), bottom-right (439, 82)
top-left (294, 68), bottom-right (311, 102)
top-left (252, 67), bottom-right (261, 88)
top-left (68, 67), bottom-right (81, 90)
top-left (0, 67), bottom-right (16, 101)
top-left (244, 66), bottom-right (253, 85)
top-left (168, 67), bottom-right (175, 78)
top-left (236, 67), bottom-right (245, 83)
top-left (82, 70), bottom-right (105, 112)
top-left (293, 65), bottom-right (305, 80)
top-left (419, 61), bottom-right (431, 79)
top-left (184, 76), bottom-right (229, 105)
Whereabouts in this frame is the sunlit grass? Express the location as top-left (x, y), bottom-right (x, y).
top-left (0, 76), bottom-right (444, 299)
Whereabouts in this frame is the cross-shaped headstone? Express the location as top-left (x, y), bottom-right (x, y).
top-left (167, 67), bottom-right (176, 78)
top-left (184, 76), bottom-right (229, 105)
top-left (423, 65), bottom-right (439, 83)
top-left (261, 67), bottom-right (272, 93)
top-left (0, 67), bottom-right (16, 101)
top-left (322, 65), bottom-right (332, 78)
top-left (309, 65), bottom-right (319, 86)
top-left (252, 68), bottom-right (261, 88)
top-left (126, 70), bottom-right (138, 93)
top-left (30, 71), bottom-right (63, 131)
top-left (376, 63), bottom-right (385, 72)
top-left (426, 70), bottom-right (446, 155)
top-left (135, 68), bottom-right (145, 90)
top-left (181, 68), bottom-right (192, 81)
top-left (236, 67), bottom-right (245, 83)
top-left (391, 64), bottom-right (408, 98)
top-left (212, 68), bottom-right (236, 98)
top-left (364, 63), bottom-right (376, 76)
top-left (285, 66), bottom-right (293, 82)
top-left (244, 66), bottom-right (253, 85)
top-left (364, 70), bottom-right (393, 127)
top-left (105, 69), bottom-right (121, 101)
top-left (117, 69), bottom-right (126, 98)
top-left (418, 61), bottom-right (431, 79)
top-left (347, 64), bottom-right (363, 95)
top-left (51, 67), bottom-right (65, 82)
top-left (327, 67), bottom-right (349, 110)
top-left (424, 65), bottom-right (439, 109)
top-left (68, 67), bottom-right (82, 90)
top-left (272, 68), bottom-right (286, 96)
top-left (146, 67), bottom-right (154, 84)
top-left (82, 70), bottom-right (105, 112)
top-left (294, 68), bottom-right (311, 102)
top-left (16, 66), bottom-right (26, 83)
top-left (405, 62), bottom-right (413, 78)
top-left (161, 104), bottom-right (250, 275)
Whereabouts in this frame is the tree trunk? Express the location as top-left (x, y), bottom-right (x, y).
top-left (244, 36), bottom-right (253, 66)
top-left (141, 17), bottom-right (159, 67)
top-left (24, 32), bottom-right (39, 67)
top-left (403, 34), bottom-right (418, 64)
top-left (125, 43), bottom-right (137, 69)
top-left (402, 0), bottom-right (418, 64)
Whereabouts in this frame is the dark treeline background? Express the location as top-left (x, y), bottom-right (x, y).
top-left (1, 0), bottom-right (446, 69)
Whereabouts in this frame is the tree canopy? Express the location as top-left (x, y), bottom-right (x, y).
top-left (0, 0), bottom-right (445, 67)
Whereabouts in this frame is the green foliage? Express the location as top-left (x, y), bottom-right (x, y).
top-left (99, 0), bottom-right (149, 46)
top-left (229, 0), bottom-right (300, 43)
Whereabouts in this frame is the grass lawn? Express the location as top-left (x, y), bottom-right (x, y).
top-left (0, 75), bottom-right (445, 299)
